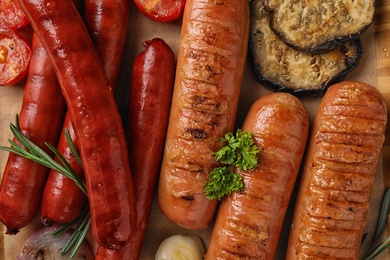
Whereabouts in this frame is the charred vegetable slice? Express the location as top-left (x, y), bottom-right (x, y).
top-left (264, 0), bottom-right (374, 53)
top-left (249, 0), bottom-right (363, 96)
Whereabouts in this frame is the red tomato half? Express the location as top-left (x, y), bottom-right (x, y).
top-left (0, 29), bottom-right (31, 86)
top-left (134, 0), bottom-right (185, 23)
top-left (0, 0), bottom-right (30, 29)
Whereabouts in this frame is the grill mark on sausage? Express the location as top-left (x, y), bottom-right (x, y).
top-left (296, 243), bottom-right (359, 259)
top-left (309, 185), bottom-right (371, 204)
top-left (295, 83), bottom-right (387, 258)
top-left (219, 249), bottom-right (261, 260)
top-left (207, 96), bottom-right (309, 259)
top-left (158, 0), bottom-right (249, 231)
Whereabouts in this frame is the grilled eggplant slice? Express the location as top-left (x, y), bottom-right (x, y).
top-left (250, 0), bottom-right (363, 96)
top-left (264, 0), bottom-right (375, 53)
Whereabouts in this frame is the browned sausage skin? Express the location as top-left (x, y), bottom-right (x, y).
top-left (40, 0), bottom-right (130, 226)
top-left (157, 0), bottom-right (250, 231)
top-left (18, 0), bottom-right (136, 250)
top-left (0, 32), bottom-right (66, 234)
top-left (205, 92), bottom-right (309, 259)
top-left (286, 81), bottom-right (387, 259)
top-left (83, 0), bottom-right (130, 88)
top-left (96, 38), bottom-right (176, 260)
top-left (40, 112), bottom-right (86, 225)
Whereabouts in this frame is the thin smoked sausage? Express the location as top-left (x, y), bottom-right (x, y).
top-left (18, 0), bottom-right (136, 250)
top-left (0, 32), bottom-right (66, 234)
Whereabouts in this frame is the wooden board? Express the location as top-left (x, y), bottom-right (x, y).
top-left (1, 1), bottom-right (390, 259)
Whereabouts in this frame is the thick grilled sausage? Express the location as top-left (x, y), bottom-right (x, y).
top-left (0, 32), bottom-right (66, 234)
top-left (18, 0), bottom-right (136, 250)
top-left (95, 38), bottom-right (175, 260)
top-left (40, 0), bottom-right (129, 226)
top-left (157, 0), bottom-right (250, 231)
top-left (205, 92), bottom-right (309, 259)
top-left (286, 81), bottom-right (387, 259)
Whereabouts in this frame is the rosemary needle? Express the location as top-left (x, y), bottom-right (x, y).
top-left (0, 114), bottom-right (90, 259)
top-left (365, 188), bottom-right (390, 260)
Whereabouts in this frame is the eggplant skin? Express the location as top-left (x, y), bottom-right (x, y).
top-left (264, 0), bottom-right (375, 53)
top-left (249, 0), bottom-right (363, 96)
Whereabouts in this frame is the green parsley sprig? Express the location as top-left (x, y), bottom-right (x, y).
top-left (204, 129), bottom-right (260, 201)
top-left (0, 115), bottom-right (90, 259)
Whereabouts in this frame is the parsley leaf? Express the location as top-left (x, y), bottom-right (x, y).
top-left (204, 129), bottom-right (260, 200)
top-left (204, 166), bottom-right (244, 201)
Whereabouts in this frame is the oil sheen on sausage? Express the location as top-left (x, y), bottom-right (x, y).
top-left (205, 92), bottom-right (309, 259)
top-left (18, 0), bottom-right (136, 249)
top-left (286, 81), bottom-right (388, 259)
top-left (157, 0), bottom-right (250, 230)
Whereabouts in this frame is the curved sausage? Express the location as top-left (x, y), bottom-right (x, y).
top-left (157, 0), bottom-right (250, 231)
top-left (286, 81), bottom-right (387, 259)
top-left (83, 0), bottom-right (130, 88)
top-left (205, 92), bottom-right (309, 259)
top-left (0, 32), bottom-right (66, 234)
top-left (40, 0), bottom-right (130, 226)
top-left (40, 112), bottom-right (86, 225)
top-left (18, 0), bottom-right (136, 250)
top-left (96, 38), bottom-right (175, 260)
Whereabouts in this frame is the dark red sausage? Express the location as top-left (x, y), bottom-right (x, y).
top-left (83, 0), bottom-right (130, 88)
top-left (95, 38), bottom-right (175, 260)
top-left (0, 32), bottom-right (66, 234)
top-left (18, 0), bottom-right (136, 250)
top-left (40, 112), bottom-right (86, 225)
top-left (39, 0), bottom-right (83, 226)
top-left (40, 0), bottom-right (129, 226)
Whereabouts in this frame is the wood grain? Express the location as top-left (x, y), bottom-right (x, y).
top-left (375, 0), bottom-right (390, 244)
top-left (0, 1), bottom-right (389, 259)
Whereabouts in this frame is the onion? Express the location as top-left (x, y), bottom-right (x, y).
top-left (155, 235), bottom-right (205, 260)
top-left (17, 225), bottom-right (94, 259)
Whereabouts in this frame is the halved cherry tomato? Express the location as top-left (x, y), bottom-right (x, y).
top-left (134, 0), bottom-right (185, 23)
top-left (0, 0), bottom-right (30, 29)
top-left (0, 29), bottom-right (31, 86)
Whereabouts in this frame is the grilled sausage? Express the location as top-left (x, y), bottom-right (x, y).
top-left (205, 92), bottom-right (309, 259)
top-left (0, 32), bottom-right (66, 234)
top-left (157, 0), bottom-right (250, 231)
top-left (18, 0), bottom-right (136, 250)
top-left (286, 81), bottom-right (387, 259)
top-left (95, 38), bottom-right (175, 260)
top-left (40, 0), bottom-right (129, 226)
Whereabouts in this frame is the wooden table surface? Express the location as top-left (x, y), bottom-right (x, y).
top-left (375, 0), bottom-right (390, 248)
top-left (1, 1), bottom-right (390, 259)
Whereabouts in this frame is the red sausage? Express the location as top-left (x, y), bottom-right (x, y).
top-left (40, 0), bottom-right (129, 226)
top-left (0, 32), bottom-right (66, 234)
top-left (205, 92), bottom-right (309, 259)
top-left (40, 112), bottom-right (86, 225)
top-left (18, 0), bottom-right (136, 250)
top-left (95, 38), bottom-right (175, 260)
top-left (286, 81), bottom-right (387, 259)
top-left (157, 0), bottom-right (250, 231)
top-left (83, 0), bottom-right (130, 88)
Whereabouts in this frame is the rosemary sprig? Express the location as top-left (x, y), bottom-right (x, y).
top-left (0, 114), bottom-right (90, 259)
top-left (365, 188), bottom-right (390, 260)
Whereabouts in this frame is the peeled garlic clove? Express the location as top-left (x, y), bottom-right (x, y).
top-left (155, 235), bottom-right (205, 260)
